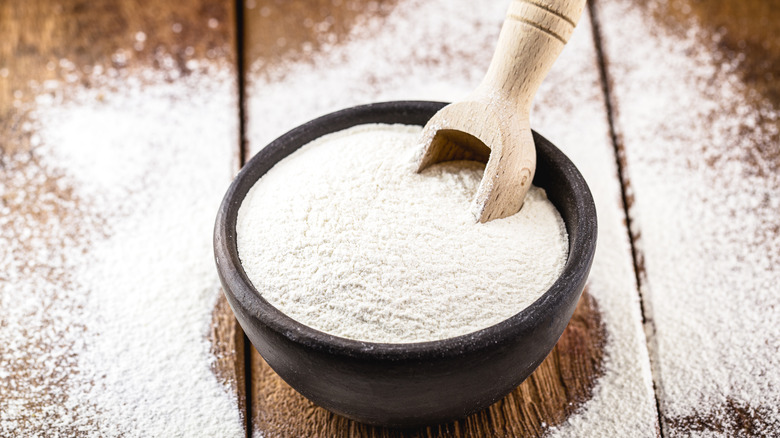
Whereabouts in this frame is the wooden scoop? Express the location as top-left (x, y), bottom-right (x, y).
top-left (417, 0), bottom-right (587, 223)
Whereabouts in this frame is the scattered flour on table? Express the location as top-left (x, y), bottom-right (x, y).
top-left (237, 124), bottom-right (568, 343)
top-left (0, 63), bottom-right (243, 436)
top-left (598, 0), bottom-right (780, 434)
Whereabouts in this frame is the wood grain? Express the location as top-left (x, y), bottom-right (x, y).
top-left (0, 1), bottom-right (245, 435)
top-left (249, 292), bottom-right (606, 438)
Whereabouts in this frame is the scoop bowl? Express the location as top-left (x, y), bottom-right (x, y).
top-left (214, 101), bottom-right (597, 427)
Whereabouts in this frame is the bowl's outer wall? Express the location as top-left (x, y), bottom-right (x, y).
top-left (214, 101), bottom-right (597, 427)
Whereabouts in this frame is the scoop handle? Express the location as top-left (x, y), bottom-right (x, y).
top-left (478, 0), bottom-right (587, 112)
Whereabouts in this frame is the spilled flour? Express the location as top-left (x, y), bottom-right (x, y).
top-left (0, 65), bottom-right (243, 436)
top-left (597, 0), bottom-right (780, 434)
top-left (237, 124), bottom-right (569, 343)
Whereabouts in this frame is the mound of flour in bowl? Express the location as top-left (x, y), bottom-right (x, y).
top-left (236, 123), bottom-right (568, 343)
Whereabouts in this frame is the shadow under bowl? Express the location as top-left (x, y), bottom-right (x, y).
top-left (214, 101), bottom-right (597, 428)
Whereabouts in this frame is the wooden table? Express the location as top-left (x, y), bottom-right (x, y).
top-left (1, 0), bottom-right (777, 436)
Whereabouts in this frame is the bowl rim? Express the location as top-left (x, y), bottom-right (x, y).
top-left (214, 100), bottom-right (597, 361)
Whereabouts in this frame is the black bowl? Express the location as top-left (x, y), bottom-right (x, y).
top-left (214, 101), bottom-right (597, 427)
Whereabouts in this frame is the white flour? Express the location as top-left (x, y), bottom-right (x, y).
top-left (0, 63), bottom-right (244, 436)
top-left (597, 0), bottom-right (780, 434)
top-left (237, 124), bottom-right (568, 343)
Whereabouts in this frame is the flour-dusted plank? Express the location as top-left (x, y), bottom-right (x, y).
top-left (530, 8), bottom-right (659, 437)
top-left (242, 0), bottom-right (658, 436)
top-left (210, 293), bottom-right (249, 433)
top-left (593, 0), bottom-right (780, 435)
top-left (0, 1), bottom-right (245, 436)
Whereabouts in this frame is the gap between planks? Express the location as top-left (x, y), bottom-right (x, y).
top-left (586, 1), bottom-right (664, 436)
top-left (234, 0), bottom-right (251, 436)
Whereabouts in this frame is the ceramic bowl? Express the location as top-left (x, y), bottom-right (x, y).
top-left (214, 101), bottom-right (597, 427)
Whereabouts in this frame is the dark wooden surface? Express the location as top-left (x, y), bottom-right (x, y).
top-left (1, 0), bottom-right (778, 436)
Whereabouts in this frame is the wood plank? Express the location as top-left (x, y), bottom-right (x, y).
top-left (593, 0), bottom-right (780, 435)
top-left (243, 0), bottom-right (659, 436)
top-left (0, 1), bottom-right (245, 435)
